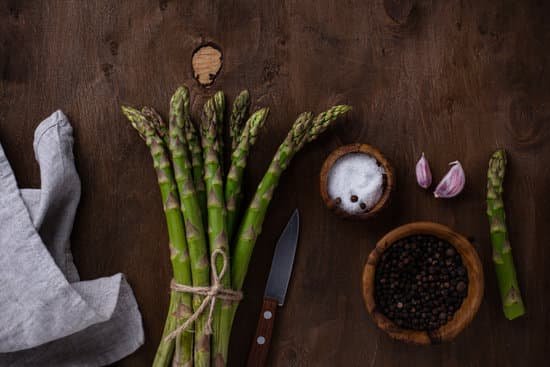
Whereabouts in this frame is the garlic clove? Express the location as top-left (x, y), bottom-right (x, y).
top-left (415, 153), bottom-right (432, 189)
top-left (433, 161), bottom-right (465, 198)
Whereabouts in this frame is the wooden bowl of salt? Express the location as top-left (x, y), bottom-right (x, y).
top-left (320, 144), bottom-right (394, 219)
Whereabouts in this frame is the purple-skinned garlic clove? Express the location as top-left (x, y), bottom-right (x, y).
top-left (415, 153), bottom-right (432, 189)
top-left (434, 161), bottom-right (465, 198)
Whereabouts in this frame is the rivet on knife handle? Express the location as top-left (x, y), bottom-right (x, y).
top-left (246, 298), bottom-right (278, 367)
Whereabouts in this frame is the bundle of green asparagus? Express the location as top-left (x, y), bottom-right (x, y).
top-left (122, 86), bottom-right (351, 367)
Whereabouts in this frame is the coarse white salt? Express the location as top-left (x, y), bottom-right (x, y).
top-left (327, 152), bottom-right (385, 214)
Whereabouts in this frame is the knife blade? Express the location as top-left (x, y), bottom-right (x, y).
top-left (264, 208), bottom-right (300, 305)
top-left (246, 209), bottom-right (300, 367)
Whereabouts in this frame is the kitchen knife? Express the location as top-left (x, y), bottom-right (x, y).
top-left (246, 209), bottom-right (300, 367)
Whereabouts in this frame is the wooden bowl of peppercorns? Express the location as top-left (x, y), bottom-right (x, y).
top-left (362, 222), bottom-right (484, 345)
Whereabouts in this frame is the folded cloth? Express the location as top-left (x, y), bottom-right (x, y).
top-left (0, 111), bottom-right (144, 366)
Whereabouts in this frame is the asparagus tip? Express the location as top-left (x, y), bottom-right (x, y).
top-left (121, 105), bottom-right (141, 119)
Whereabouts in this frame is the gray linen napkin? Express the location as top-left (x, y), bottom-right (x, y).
top-left (0, 111), bottom-right (144, 366)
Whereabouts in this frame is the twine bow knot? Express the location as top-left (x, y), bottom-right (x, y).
top-left (164, 249), bottom-right (243, 342)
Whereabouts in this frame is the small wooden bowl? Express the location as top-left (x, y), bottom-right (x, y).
top-left (320, 144), bottom-right (394, 219)
top-left (362, 222), bottom-right (484, 345)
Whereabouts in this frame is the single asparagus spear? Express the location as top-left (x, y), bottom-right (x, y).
top-left (487, 149), bottom-right (525, 320)
top-left (231, 112), bottom-right (313, 291)
top-left (121, 106), bottom-right (194, 367)
top-left (180, 92), bottom-right (207, 227)
top-left (225, 108), bottom-right (269, 240)
top-left (169, 87), bottom-right (211, 367)
top-left (229, 90), bottom-right (251, 151)
top-left (213, 91), bottom-right (226, 177)
top-left (200, 97), bottom-right (232, 367)
top-left (232, 105), bottom-right (351, 290)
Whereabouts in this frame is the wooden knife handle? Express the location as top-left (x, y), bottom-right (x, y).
top-left (246, 297), bottom-right (278, 367)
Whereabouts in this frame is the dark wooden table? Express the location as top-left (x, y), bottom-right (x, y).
top-left (1, 1), bottom-right (549, 366)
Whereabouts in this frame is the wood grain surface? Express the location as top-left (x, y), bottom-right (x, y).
top-left (1, 1), bottom-right (549, 366)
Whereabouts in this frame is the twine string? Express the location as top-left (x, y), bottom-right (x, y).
top-left (164, 249), bottom-right (243, 342)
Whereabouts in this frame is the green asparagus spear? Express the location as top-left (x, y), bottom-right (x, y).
top-left (487, 149), bottom-right (525, 320)
top-left (121, 106), bottom-right (194, 367)
top-left (200, 97), bottom-right (232, 366)
top-left (225, 108), bottom-right (269, 240)
top-left (229, 90), bottom-right (251, 151)
top-left (231, 112), bottom-right (313, 290)
top-left (169, 87), bottom-right (211, 367)
top-left (232, 105), bottom-right (351, 290)
top-left (180, 107), bottom-right (207, 228)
